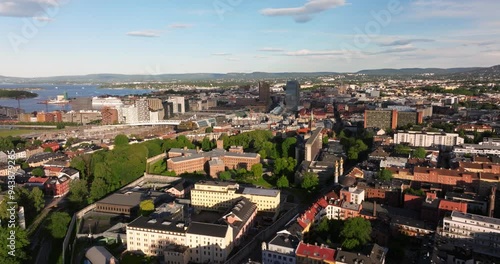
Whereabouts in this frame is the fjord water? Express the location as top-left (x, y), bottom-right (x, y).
top-left (0, 84), bottom-right (151, 112)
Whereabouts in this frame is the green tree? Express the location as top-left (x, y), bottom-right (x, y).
top-left (413, 147), bottom-right (427, 159)
top-left (301, 172), bottom-right (319, 191)
top-left (403, 188), bottom-right (426, 197)
top-left (205, 127), bottom-right (213, 133)
top-left (43, 147), bottom-right (53, 152)
top-left (376, 169), bottom-right (393, 182)
top-left (114, 134), bottom-right (129, 146)
top-left (394, 144), bottom-right (412, 155)
top-left (31, 167), bottom-right (45, 177)
top-left (0, 226), bottom-right (30, 263)
top-left (219, 171), bottom-right (232, 181)
top-left (251, 163), bottom-right (263, 180)
top-left (281, 137), bottom-right (297, 158)
top-left (139, 200), bottom-right (155, 216)
top-left (0, 137), bottom-right (14, 151)
top-left (258, 149), bottom-right (267, 160)
top-left (340, 217), bottom-right (372, 250)
top-left (276, 175), bottom-right (289, 188)
top-left (68, 180), bottom-right (89, 207)
top-left (46, 212), bottom-right (72, 239)
top-left (30, 187), bottom-right (45, 212)
top-left (323, 135), bottom-right (329, 145)
top-left (89, 177), bottom-right (108, 203)
top-left (201, 137), bottom-right (213, 151)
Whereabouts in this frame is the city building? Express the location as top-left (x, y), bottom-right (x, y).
top-left (101, 107), bottom-right (119, 125)
top-left (394, 131), bottom-right (464, 148)
top-left (121, 105), bottom-right (139, 124)
top-left (305, 128), bottom-right (323, 162)
top-left (92, 97), bottom-right (123, 110)
top-left (136, 98), bottom-right (150, 122)
top-left (166, 142), bottom-right (260, 176)
top-left (285, 80), bottom-right (300, 112)
top-left (168, 96), bottom-right (186, 114)
top-left (262, 231), bottom-right (300, 264)
top-left (335, 244), bottom-right (388, 264)
top-left (259, 81), bottom-right (271, 107)
top-left (95, 189), bottom-right (168, 216)
top-left (44, 175), bottom-right (71, 197)
top-left (295, 242), bottom-right (336, 264)
top-left (62, 110), bottom-right (102, 125)
top-left (440, 211), bottom-right (500, 258)
top-left (190, 181), bottom-right (280, 213)
top-left (364, 109), bottom-right (422, 130)
top-left (340, 186), bottom-right (365, 205)
top-left (453, 138), bottom-right (500, 155)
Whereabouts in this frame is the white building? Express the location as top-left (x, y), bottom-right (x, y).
top-left (441, 211), bottom-right (500, 258)
top-left (453, 139), bottom-right (500, 155)
top-left (394, 131), bottom-right (464, 148)
top-left (92, 97), bottom-right (123, 109)
top-left (262, 231), bottom-right (299, 264)
top-left (168, 96), bottom-right (186, 114)
top-left (136, 98), bottom-right (150, 122)
top-left (121, 105), bottom-right (138, 124)
top-left (340, 187), bottom-right (365, 205)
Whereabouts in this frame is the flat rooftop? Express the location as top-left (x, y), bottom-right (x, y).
top-left (240, 187), bottom-right (279, 197)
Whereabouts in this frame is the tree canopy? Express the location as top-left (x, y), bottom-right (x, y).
top-left (276, 175), bottom-right (289, 188)
top-left (219, 171), bottom-right (232, 181)
top-left (114, 134), bottom-right (129, 146)
top-left (413, 147), bottom-right (427, 159)
top-left (31, 167), bottom-right (45, 177)
top-left (340, 217), bottom-right (372, 250)
top-left (376, 169), bottom-right (393, 182)
top-left (46, 212), bottom-right (72, 239)
top-left (251, 163), bottom-right (263, 179)
top-left (301, 172), bottom-right (319, 191)
top-left (140, 200), bottom-right (155, 216)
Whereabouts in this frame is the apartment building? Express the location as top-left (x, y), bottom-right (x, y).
top-left (340, 187), bottom-right (365, 205)
top-left (305, 128), bottom-right (323, 162)
top-left (441, 211), bottom-right (500, 258)
top-left (262, 231), bottom-right (300, 264)
top-left (394, 131), bottom-right (464, 148)
top-left (295, 242), bottom-right (336, 264)
top-left (364, 109), bottom-right (422, 130)
top-left (190, 181), bottom-right (280, 213)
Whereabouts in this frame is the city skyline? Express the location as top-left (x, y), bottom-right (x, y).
top-left (1, 0), bottom-right (499, 77)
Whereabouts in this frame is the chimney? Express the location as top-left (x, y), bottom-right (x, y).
top-left (373, 201), bottom-right (377, 217)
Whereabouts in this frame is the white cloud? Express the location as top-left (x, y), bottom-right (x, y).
top-left (370, 47), bottom-right (419, 55)
top-left (0, 0), bottom-right (64, 17)
top-left (284, 49), bottom-right (346, 56)
top-left (126, 30), bottom-right (161, 38)
top-left (226, 58), bottom-right (239, 61)
top-left (258, 47), bottom-right (284, 52)
top-left (211, 53), bottom-right (231, 56)
top-left (260, 0), bottom-right (346, 23)
top-left (168, 23), bottom-right (194, 29)
top-left (33, 16), bottom-right (54, 22)
top-left (378, 38), bottom-right (434, 47)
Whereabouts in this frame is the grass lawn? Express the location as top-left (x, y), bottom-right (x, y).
top-left (0, 129), bottom-right (42, 137)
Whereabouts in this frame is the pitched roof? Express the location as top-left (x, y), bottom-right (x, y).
top-left (296, 242), bottom-right (336, 262)
top-left (187, 222), bottom-right (228, 238)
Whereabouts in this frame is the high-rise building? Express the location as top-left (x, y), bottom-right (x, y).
top-left (364, 109), bottom-right (422, 130)
top-left (122, 105), bottom-right (139, 124)
top-left (136, 99), bottom-right (150, 122)
top-left (285, 80), bottom-right (300, 112)
top-left (101, 107), bottom-right (119, 125)
top-left (259, 81), bottom-right (271, 107)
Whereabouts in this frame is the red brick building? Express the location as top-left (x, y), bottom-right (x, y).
top-left (44, 175), bottom-right (71, 197)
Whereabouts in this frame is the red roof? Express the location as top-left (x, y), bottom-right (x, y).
top-left (316, 197), bottom-right (328, 208)
top-left (296, 242), bottom-right (336, 262)
top-left (28, 177), bottom-right (49, 184)
top-left (439, 200), bottom-right (467, 213)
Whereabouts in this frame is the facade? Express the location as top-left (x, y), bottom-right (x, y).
top-left (168, 96), bottom-right (186, 114)
top-left (136, 98), bottom-right (150, 122)
top-left (441, 211), bottom-right (500, 258)
top-left (335, 244), bottom-right (387, 264)
top-left (262, 231), bottom-right (299, 264)
top-left (121, 105), bottom-right (139, 124)
top-left (166, 147), bottom-right (260, 176)
top-left (259, 81), bottom-right (271, 109)
top-left (305, 128), bottom-right (323, 162)
top-left (37, 112), bottom-right (55, 122)
top-left (62, 110), bottom-right (102, 124)
top-left (190, 181), bottom-right (280, 213)
top-left (364, 109), bottom-right (421, 130)
top-left (101, 107), bottom-right (119, 125)
top-left (44, 175), bottom-right (70, 197)
top-left (285, 80), bottom-right (300, 112)
top-left (340, 187), bottom-right (365, 205)
top-left (394, 131), bottom-right (464, 148)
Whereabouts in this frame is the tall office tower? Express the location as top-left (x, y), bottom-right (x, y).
top-left (285, 80), bottom-right (300, 112)
top-left (259, 81), bottom-right (271, 107)
top-left (136, 99), bottom-right (150, 122)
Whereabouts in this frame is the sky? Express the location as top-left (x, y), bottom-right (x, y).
top-left (0, 0), bottom-right (499, 77)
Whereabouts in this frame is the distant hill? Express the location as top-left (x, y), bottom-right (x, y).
top-left (1, 66), bottom-right (498, 83)
top-left (356, 67), bottom-right (484, 76)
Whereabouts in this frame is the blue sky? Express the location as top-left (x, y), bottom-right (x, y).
top-left (0, 0), bottom-right (499, 77)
